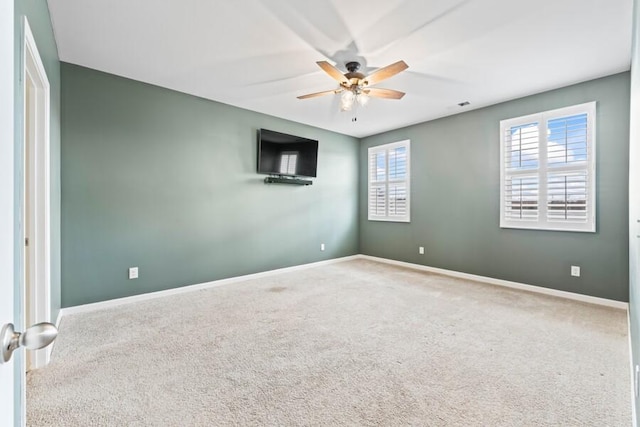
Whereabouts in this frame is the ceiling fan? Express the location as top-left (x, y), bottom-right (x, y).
top-left (297, 60), bottom-right (409, 111)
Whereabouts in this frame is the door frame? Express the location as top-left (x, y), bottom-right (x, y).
top-left (22, 18), bottom-right (52, 370)
top-left (0, 0), bottom-right (16, 424)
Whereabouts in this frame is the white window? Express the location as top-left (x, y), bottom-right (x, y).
top-left (279, 152), bottom-right (297, 175)
top-left (500, 102), bottom-right (596, 232)
top-left (368, 140), bottom-right (410, 222)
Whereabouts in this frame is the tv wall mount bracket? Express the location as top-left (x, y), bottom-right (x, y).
top-left (264, 176), bottom-right (312, 186)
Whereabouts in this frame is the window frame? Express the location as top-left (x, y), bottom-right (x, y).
top-left (368, 139), bottom-right (411, 223)
top-left (499, 102), bottom-right (596, 232)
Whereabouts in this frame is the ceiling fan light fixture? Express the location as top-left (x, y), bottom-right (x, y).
top-left (340, 90), bottom-right (355, 111)
top-left (357, 92), bottom-right (369, 107)
top-left (341, 87), bottom-right (370, 112)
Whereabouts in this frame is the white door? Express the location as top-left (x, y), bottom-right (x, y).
top-left (1, 1), bottom-right (20, 425)
top-left (2, 10), bottom-right (58, 426)
top-left (23, 17), bottom-right (53, 372)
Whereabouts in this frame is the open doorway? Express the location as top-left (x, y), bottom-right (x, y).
top-left (23, 18), bottom-right (52, 371)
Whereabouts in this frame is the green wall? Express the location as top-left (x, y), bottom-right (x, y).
top-left (360, 73), bottom-right (630, 302)
top-left (60, 63), bottom-right (359, 307)
top-left (61, 65), bottom-right (630, 306)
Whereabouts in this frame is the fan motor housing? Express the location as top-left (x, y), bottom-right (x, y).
top-left (344, 61), bottom-right (365, 82)
top-left (345, 61), bottom-right (360, 72)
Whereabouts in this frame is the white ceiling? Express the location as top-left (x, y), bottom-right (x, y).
top-left (47, 0), bottom-right (633, 138)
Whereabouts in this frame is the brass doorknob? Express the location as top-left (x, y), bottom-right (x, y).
top-left (0, 322), bottom-right (58, 364)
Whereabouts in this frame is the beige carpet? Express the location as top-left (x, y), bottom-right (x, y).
top-left (27, 259), bottom-right (631, 426)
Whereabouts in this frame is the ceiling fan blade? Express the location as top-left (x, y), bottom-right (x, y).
top-left (364, 88), bottom-right (406, 99)
top-left (297, 89), bottom-right (342, 100)
top-left (316, 61), bottom-right (350, 86)
top-left (362, 60), bottom-right (408, 86)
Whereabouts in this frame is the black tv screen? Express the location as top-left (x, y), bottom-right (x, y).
top-left (257, 129), bottom-right (318, 178)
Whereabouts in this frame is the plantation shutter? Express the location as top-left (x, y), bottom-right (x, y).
top-left (368, 140), bottom-right (410, 222)
top-left (502, 122), bottom-right (540, 222)
top-left (546, 113), bottom-right (590, 224)
top-left (369, 150), bottom-right (386, 217)
top-left (500, 102), bottom-right (595, 232)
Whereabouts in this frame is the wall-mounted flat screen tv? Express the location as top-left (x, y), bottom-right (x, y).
top-left (257, 129), bottom-right (318, 178)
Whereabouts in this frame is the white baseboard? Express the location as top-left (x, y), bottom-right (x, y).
top-left (59, 253), bottom-right (628, 321)
top-left (55, 308), bottom-right (63, 329)
top-left (358, 255), bottom-right (629, 310)
top-left (42, 309), bottom-right (65, 366)
top-left (59, 255), bottom-right (360, 317)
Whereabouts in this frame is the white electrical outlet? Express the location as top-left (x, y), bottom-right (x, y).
top-left (129, 267), bottom-right (139, 280)
top-left (419, 246), bottom-right (425, 255)
top-left (570, 266), bottom-right (580, 277)
top-left (320, 243), bottom-right (325, 251)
